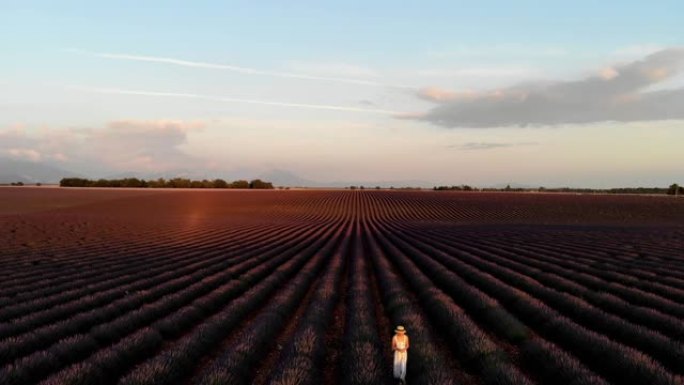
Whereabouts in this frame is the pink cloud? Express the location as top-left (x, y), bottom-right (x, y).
top-left (0, 119), bottom-right (207, 173)
top-left (5, 148), bottom-right (42, 162)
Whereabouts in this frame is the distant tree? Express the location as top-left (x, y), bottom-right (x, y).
top-left (147, 178), bottom-right (166, 188)
top-left (434, 185), bottom-right (474, 191)
top-left (58, 176), bottom-right (270, 189)
top-left (122, 178), bottom-right (144, 188)
top-left (60, 178), bottom-right (90, 187)
top-left (168, 178), bottom-right (191, 188)
top-left (231, 180), bottom-right (249, 189)
top-left (349, 185), bottom-right (357, 190)
top-left (108, 179), bottom-right (123, 188)
top-left (249, 179), bottom-right (274, 189)
top-left (668, 183), bottom-right (683, 196)
top-left (212, 178), bottom-right (228, 188)
top-left (92, 179), bottom-right (109, 187)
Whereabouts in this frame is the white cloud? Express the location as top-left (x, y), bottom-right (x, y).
top-left (83, 120), bottom-right (205, 171)
top-left (414, 47), bottom-right (684, 128)
top-left (612, 44), bottom-right (665, 57)
top-left (417, 67), bottom-right (538, 78)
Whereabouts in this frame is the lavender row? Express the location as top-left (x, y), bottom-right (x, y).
top-left (368, 222), bottom-right (533, 385)
top-left (340, 222), bottom-right (392, 385)
top-left (118, 222), bottom-right (345, 385)
top-left (0, 222), bottom-right (335, 383)
top-left (406, 230), bottom-right (681, 385)
top-left (0, 221), bottom-right (315, 339)
top-left (407, 227), bottom-right (684, 370)
top-left (263, 224), bottom-right (351, 385)
top-left (0, 222), bottom-right (300, 323)
top-left (0, 224), bottom-right (213, 290)
top-left (21, 221), bottom-right (339, 385)
top-left (454, 234), bottom-right (684, 323)
top-left (454, 236), bottom-right (684, 342)
top-left (190, 223), bottom-right (348, 385)
top-left (380, 223), bottom-right (609, 385)
top-left (0, 222), bottom-right (274, 307)
top-left (486, 236), bottom-right (684, 303)
top-left (364, 220), bottom-right (491, 385)
top-left (35, 223), bottom-right (330, 385)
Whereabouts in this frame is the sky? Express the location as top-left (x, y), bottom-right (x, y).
top-left (1, 0), bottom-right (683, 187)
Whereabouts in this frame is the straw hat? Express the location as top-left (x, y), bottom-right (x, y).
top-left (395, 325), bottom-right (406, 333)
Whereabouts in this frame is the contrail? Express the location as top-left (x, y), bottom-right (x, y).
top-left (66, 49), bottom-right (411, 89)
top-left (68, 86), bottom-right (401, 115)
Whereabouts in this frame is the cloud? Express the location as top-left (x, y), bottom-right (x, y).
top-left (417, 67), bottom-right (537, 78)
top-left (68, 49), bottom-right (409, 88)
top-left (5, 148), bottom-right (42, 161)
top-left (52, 152), bottom-right (68, 162)
top-left (0, 127), bottom-right (50, 162)
top-left (0, 120), bottom-right (206, 173)
top-left (83, 120), bottom-right (205, 171)
top-left (612, 44), bottom-right (665, 57)
top-left (69, 86), bottom-right (400, 115)
top-left (1, 127), bottom-right (79, 164)
top-left (417, 87), bottom-right (459, 102)
top-left (598, 67), bottom-right (620, 80)
top-left (450, 142), bottom-right (539, 150)
top-left (413, 47), bottom-right (684, 128)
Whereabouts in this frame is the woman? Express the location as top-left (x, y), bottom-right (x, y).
top-left (392, 325), bottom-right (409, 384)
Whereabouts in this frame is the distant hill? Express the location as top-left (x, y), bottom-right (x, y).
top-left (0, 159), bottom-right (81, 184)
top-left (326, 179), bottom-right (433, 188)
top-left (259, 169), bottom-right (433, 188)
top-left (258, 169), bottom-right (319, 187)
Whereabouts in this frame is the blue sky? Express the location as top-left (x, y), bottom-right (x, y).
top-left (1, 1), bottom-right (683, 187)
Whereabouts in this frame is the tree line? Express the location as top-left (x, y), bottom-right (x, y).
top-left (433, 184), bottom-right (683, 195)
top-left (59, 177), bottom-right (274, 189)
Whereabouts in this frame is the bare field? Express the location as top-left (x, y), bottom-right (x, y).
top-left (1, 188), bottom-right (684, 385)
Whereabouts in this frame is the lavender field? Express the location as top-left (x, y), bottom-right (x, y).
top-left (1, 188), bottom-right (683, 385)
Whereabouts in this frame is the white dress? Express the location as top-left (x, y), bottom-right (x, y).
top-left (393, 335), bottom-right (408, 380)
